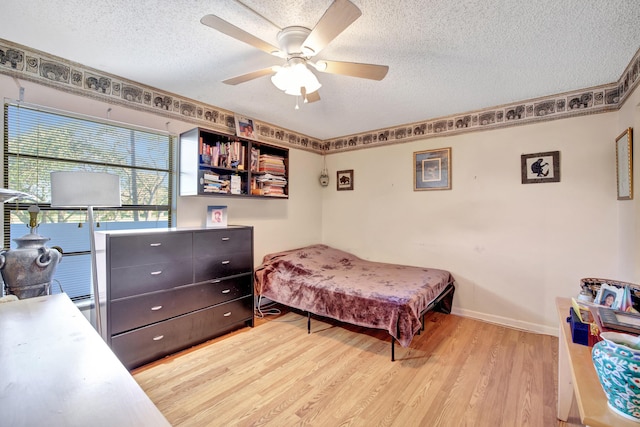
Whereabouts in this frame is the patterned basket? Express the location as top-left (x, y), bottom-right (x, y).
top-left (580, 277), bottom-right (640, 309)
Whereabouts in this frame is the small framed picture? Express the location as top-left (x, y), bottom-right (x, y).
top-left (206, 205), bottom-right (228, 227)
top-left (595, 283), bottom-right (624, 310)
top-left (414, 147), bottom-right (451, 191)
top-left (337, 170), bottom-right (354, 191)
top-left (616, 127), bottom-right (633, 200)
top-left (235, 115), bottom-right (257, 140)
top-left (521, 151), bottom-right (560, 184)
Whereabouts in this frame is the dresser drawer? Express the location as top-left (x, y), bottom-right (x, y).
top-left (194, 251), bottom-right (252, 282)
top-left (109, 261), bottom-right (193, 300)
top-left (109, 232), bottom-right (193, 268)
top-left (111, 296), bottom-right (253, 369)
top-left (193, 228), bottom-right (252, 257)
top-left (109, 275), bottom-right (253, 334)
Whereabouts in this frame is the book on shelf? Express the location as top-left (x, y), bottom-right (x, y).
top-left (203, 172), bottom-right (219, 181)
top-left (250, 147), bottom-right (259, 172)
top-left (230, 175), bottom-right (241, 195)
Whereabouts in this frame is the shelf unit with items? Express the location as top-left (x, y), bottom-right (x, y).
top-left (180, 127), bottom-right (288, 199)
top-left (249, 141), bottom-right (289, 197)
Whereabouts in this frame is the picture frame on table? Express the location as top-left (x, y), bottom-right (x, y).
top-left (616, 127), bottom-right (633, 200)
top-left (337, 170), bottom-right (354, 191)
top-left (521, 151), bottom-right (560, 184)
top-left (595, 283), bottom-right (624, 310)
top-left (414, 147), bottom-right (451, 191)
top-left (206, 205), bottom-right (228, 227)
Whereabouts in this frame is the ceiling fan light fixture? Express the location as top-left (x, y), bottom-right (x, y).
top-left (312, 61), bottom-right (328, 72)
top-left (272, 62), bottom-right (321, 97)
top-left (271, 65), bottom-right (292, 91)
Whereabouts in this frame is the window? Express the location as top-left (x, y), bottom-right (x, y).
top-left (3, 103), bottom-right (174, 300)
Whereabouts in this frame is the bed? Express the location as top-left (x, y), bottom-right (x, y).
top-left (254, 244), bottom-right (455, 360)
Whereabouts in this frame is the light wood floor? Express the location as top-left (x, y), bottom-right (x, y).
top-left (133, 306), bottom-right (584, 427)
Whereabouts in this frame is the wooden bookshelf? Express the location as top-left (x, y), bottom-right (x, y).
top-left (179, 127), bottom-right (288, 199)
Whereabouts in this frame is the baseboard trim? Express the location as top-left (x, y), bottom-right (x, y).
top-left (451, 307), bottom-right (558, 337)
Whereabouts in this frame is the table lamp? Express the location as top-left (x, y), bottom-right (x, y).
top-left (50, 171), bottom-right (121, 336)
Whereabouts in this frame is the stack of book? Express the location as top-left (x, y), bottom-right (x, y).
top-left (258, 154), bottom-right (286, 175)
top-left (202, 172), bottom-right (230, 193)
top-left (255, 173), bottom-right (287, 197)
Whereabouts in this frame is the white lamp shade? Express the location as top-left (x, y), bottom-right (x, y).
top-left (50, 171), bottom-right (122, 207)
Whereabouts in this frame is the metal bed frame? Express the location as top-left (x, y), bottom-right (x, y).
top-left (306, 282), bottom-right (455, 361)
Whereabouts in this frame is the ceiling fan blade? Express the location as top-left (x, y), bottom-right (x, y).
top-left (315, 60), bottom-right (388, 80)
top-left (300, 86), bottom-right (321, 103)
top-left (201, 14), bottom-right (282, 56)
top-left (305, 90), bottom-right (321, 103)
top-left (223, 67), bottom-right (275, 85)
top-left (301, 0), bottom-right (362, 56)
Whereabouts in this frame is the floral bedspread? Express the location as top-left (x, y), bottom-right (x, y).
top-left (254, 244), bottom-right (454, 347)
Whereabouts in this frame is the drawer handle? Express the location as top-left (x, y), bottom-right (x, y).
top-left (221, 237), bottom-right (230, 241)
top-left (150, 270), bottom-right (163, 275)
top-left (151, 305), bottom-right (163, 311)
top-left (149, 243), bottom-right (162, 247)
top-left (223, 312), bottom-right (232, 317)
top-left (221, 260), bottom-right (230, 265)
top-left (153, 335), bottom-right (164, 341)
top-left (221, 289), bottom-right (231, 294)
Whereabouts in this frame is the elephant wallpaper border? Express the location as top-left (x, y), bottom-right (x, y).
top-left (1, 38), bottom-right (639, 155)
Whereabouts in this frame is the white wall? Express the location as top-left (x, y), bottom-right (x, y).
top-left (0, 75), bottom-right (324, 267)
top-left (4, 73), bottom-right (640, 336)
top-left (617, 84), bottom-right (640, 279)
top-left (322, 111), bottom-right (627, 334)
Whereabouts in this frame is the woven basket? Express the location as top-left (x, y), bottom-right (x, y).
top-left (580, 278), bottom-right (640, 309)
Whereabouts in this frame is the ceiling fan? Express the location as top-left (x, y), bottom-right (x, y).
top-left (200, 0), bottom-right (389, 105)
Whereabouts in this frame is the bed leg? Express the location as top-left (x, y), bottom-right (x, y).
top-left (391, 337), bottom-right (395, 362)
top-left (307, 312), bottom-right (311, 334)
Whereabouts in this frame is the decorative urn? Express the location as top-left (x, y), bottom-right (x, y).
top-left (592, 331), bottom-right (640, 421)
top-left (0, 205), bottom-right (62, 299)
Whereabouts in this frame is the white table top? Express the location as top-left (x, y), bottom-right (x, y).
top-left (0, 293), bottom-right (170, 426)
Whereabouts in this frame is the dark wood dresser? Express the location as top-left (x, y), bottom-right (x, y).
top-left (95, 226), bottom-right (254, 369)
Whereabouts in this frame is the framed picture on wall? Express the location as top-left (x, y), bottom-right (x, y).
top-left (414, 147), bottom-right (451, 191)
top-left (616, 127), bottom-right (633, 200)
top-left (521, 151), bottom-right (560, 184)
top-left (337, 170), bottom-right (354, 191)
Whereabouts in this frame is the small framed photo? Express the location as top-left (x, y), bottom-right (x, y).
top-left (206, 205), bottom-right (228, 227)
top-left (616, 127), bottom-right (633, 200)
top-left (414, 147), bottom-right (451, 191)
top-left (595, 283), bottom-right (624, 310)
top-left (521, 151), bottom-right (560, 184)
top-left (235, 115), bottom-right (257, 140)
top-left (337, 170), bottom-right (354, 191)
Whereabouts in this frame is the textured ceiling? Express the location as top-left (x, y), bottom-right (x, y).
top-left (1, 1), bottom-right (640, 140)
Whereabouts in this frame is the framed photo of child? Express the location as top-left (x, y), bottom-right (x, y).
top-left (206, 205), bottom-right (227, 228)
top-left (595, 283), bottom-right (624, 310)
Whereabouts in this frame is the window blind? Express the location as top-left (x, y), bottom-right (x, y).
top-left (3, 102), bottom-right (174, 300)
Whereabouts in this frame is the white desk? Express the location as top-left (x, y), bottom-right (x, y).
top-left (557, 297), bottom-right (637, 427)
top-left (0, 293), bottom-right (170, 426)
